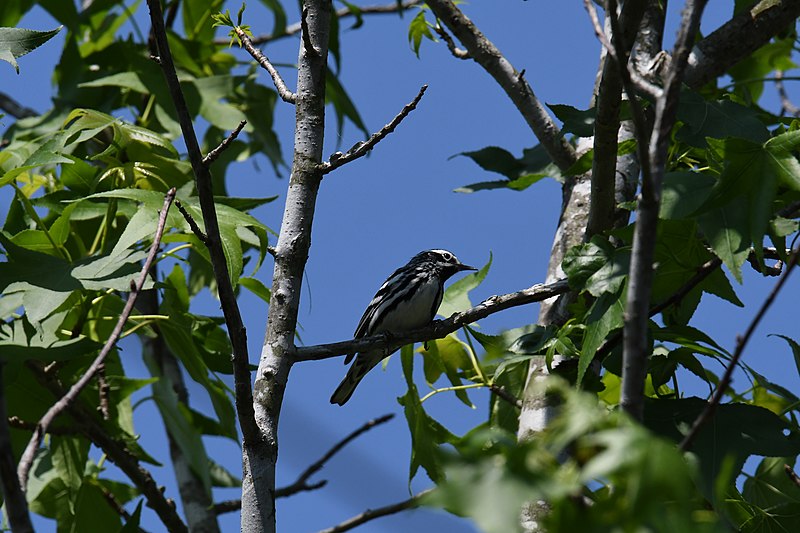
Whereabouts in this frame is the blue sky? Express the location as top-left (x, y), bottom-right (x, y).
top-left (5, 1), bottom-right (800, 531)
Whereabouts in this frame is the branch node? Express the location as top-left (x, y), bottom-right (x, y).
top-left (175, 199), bottom-right (209, 245)
top-left (235, 27), bottom-right (297, 103)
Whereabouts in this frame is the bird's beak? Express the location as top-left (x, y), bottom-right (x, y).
top-left (458, 262), bottom-right (478, 272)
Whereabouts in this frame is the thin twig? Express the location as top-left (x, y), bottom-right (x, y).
top-left (234, 27), bottom-right (296, 103)
top-left (278, 413), bottom-right (395, 497)
top-left (203, 120), bottom-right (247, 166)
top-left (28, 362), bottom-right (187, 532)
top-left (7, 416), bottom-right (80, 435)
top-left (679, 246), bottom-right (799, 452)
top-left (17, 189), bottom-right (176, 489)
top-left (488, 384), bottom-right (523, 409)
top-left (319, 85), bottom-right (428, 174)
top-left (583, 0), bottom-right (662, 100)
top-left (215, 1), bottom-right (423, 46)
top-left (214, 414), bottom-right (396, 514)
top-left (317, 489), bottom-right (434, 533)
top-left (146, 0), bottom-right (259, 446)
top-left (0, 90), bottom-right (37, 119)
top-left (785, 464), bottom-right (800, 489)
top-left (433, 23), bottom-right (469, 59)
top-left (294, 279), bottom-right (570, 361)
top-left (174, 198), bottom-right (209, 244)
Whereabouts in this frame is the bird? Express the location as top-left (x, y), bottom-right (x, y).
top-left (330, 249), bottom-right (477, 405)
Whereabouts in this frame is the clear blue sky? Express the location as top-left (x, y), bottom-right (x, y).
top-left (6, 1), bottom-right (800, 531)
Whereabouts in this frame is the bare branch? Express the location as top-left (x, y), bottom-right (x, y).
top-left (425, 0), bottom-right (577, 172)
top-left (584, 0), bottom-right (648, 239)
top-left (17, 189), bottom-right (176, 489)
top-left (215, 414), bottom-right (396, 514)
top-left (203, 120), bottom-right (248, 166)
top-left (249, 1), bottom-right (333, 530)
top-left (679, 246), bottom-right (799, 452)
top-left (319, 85), bottom-right (428, 174)
top-left (174, 198), bottom-right (209, 245)
top-left (215, 1), bottom-right (423, 46)
top-left (28, 363), bottom-right (188, 533)
top-left (235, 27), bottom-right (297, 103)
top-left (0, 366), bottom-right (34, 533)
top-left (294, 279), bottom-right (570, 361)
top-left (433, 23), bottom-right (469, 59)
top-left (279, 413), bottom-right (395, 497)
top-left (684, 0), bottom-right (800, 89)
top-left (0, 90), bottom-right (37, 119)
top-left (317, 489), bottom-right (433, 533)
top-left (621, 0), bottom-right (708, 422)
top-left (489, 384), bottom-right (523, 409)
top-left (146, 0), bottom-right (259, 448)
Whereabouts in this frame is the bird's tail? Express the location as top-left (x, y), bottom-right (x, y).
top-left (330, 352), bottom-right (380, 406)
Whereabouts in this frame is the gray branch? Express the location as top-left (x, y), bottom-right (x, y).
top-left (235, 27), bottom-right (297, 103)
top-left (684, 0), bottom-right (800, 89)
top-left (294, 279), bottom-right (570, 361)
top-left (247, 2), bottom-right (333, 532)
top-left (17, 189), bottom-right (176, 489)
top-left (145, 0), bottom-right (259, 449)
top-left (319, 85), bottom-right (428, 175)
top-left (621, 0), bottom-right (708, 421)
top-left (317, 489), bottom-right (433, 533)
top-left (424, 0), bottom-right (577, 172)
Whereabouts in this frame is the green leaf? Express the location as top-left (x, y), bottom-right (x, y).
top-left (580, 289), bottom-right (624, 384)
top-left (398, 344), bottom-right (456, 483)
top-left (420, 335), bottom-right (474, 407)
top-left (548, 103), bottom-right (596, 137)
top-left (326, 71), bottom-right (368, 140)
top-left (0, 26), bottom-right (62, 73)
top-left (118, 500), bottom-right (143, 533)
top-left (676, 91), bottom-right (769, 146)
top-left (772, 335), bottom-right (800, 378)
top-left (438, 253), bottom-right (491, 318)
top-left (698, 198), bottom-right (750, 283)
top-left (209, 459), bottom-right (242, 487)
top-left (239, 276), bottom-right (271, 304)
top-left (408, 10), bottom-right (433, 57)
top-left (660, 171), bottom-right (715, 219)
top-left (51, 436), bottom-right (89, 511)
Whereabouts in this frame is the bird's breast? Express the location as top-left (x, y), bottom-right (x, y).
top-left (374, 277), bottom-right (441, 333)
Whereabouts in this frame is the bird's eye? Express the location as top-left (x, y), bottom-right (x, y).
top-left (442, 252), bottom-right (453, 261)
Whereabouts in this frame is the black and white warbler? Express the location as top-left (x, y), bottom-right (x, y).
top-left (330, 249), bottom-right (476, 405)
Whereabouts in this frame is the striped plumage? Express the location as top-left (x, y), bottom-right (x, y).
top-left (330, 249), bottom-right (476, 406)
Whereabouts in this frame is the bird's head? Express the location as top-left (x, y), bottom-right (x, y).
top-left (412, 249), bottom-right (477, 280)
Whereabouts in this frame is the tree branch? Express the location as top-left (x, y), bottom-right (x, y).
top-left (28, 362), bottom-right (188, 533)
top-left (785, 464), bottom-right (800, 490)
top-left (679, 246), bottom-right (799, 452)
top-left (319, 85), bottom-right (427, 174)
top-left (294, 279), bottom-right (570, 361)
top-left (17, 189), bottom-right (176, 489)
top-left (234, 27), bottom-right (297, 103)
top-left (425, 0), bottom-right (577, 172)
top-left (0, 366), bottom-right (34, 533)
top-left (213, 414), bottom-right (396, 514)
top-left (203, 120), bottom-right (248, 166)
top-left (684, 0), bottom-right (800, 89)
top-left (621, 0), bottom-right (708, 422)
top-left (248, 2), bottom-right (333, 532)
top-left (146, 0), bottom-right (259, 450)
top-left (317, 489), bottom-right (433, 533)
top-left (584, 0), bottom-right (648, 240)
top-left (0, 90), bottom-right (37, 119)
top-left (214, 1), bottom-right (423, 46)
top-left (278, 413), bottom-right (395, 498)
